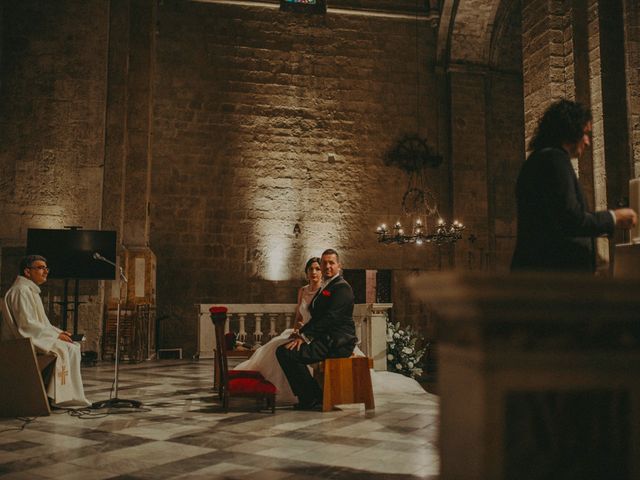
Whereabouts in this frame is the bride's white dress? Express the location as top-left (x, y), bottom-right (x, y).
top-left (234, 285), bottom-right (425, 403)
top-left (234, 285), bottom-right (316, 403)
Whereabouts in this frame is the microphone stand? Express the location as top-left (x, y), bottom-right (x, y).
top-left (91, 254), bottom-right (142, 409)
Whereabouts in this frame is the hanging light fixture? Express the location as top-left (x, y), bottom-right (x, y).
top-left (375, 136), bottom-right (464, 246)
top-left (375, 2), bottom-right (464, 247)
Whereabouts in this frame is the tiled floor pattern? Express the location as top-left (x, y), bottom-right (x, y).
top-left (0, 360), bottom-right (439, 479)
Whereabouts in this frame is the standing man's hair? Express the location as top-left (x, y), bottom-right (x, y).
top-left (19, 255), bottom-right (47, 274)
top-left (321, 249), bottom-right (339, 261)
top-left (529, 99), bottom-right (592, 152)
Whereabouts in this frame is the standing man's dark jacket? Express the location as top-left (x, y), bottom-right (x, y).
top-left (511, 147), bottom-right (615, 272)
top-left (300, 275), bottom-right (356, 355)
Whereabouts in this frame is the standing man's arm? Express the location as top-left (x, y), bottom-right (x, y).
top-left (544, 153), bottom-right (615, 236)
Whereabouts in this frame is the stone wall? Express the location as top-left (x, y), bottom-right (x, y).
top-left (522, 0), bottom-right (576, 146)
top-left (624, 0), bottom-right (640, 177)
top-left (150, 1), bottom-right (446, 354)
top-left (0, 1), bottom-right (108, 243)
top-left (1, 0), bottom-right (635, 360)
top-left (0, 1), bottom-right (109, 351)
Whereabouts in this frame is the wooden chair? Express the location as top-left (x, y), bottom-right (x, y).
top-left (315, 356), bottom-right (375, 412)
top-left (210, 307), bottom-right (276, 413)
top-left (1, 298), bottom-right (56, 417)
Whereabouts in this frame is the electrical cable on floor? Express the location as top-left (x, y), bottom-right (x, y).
top-left (53, 404), bottom-right (152, 419)
top-left (0, 417), bottom-right (36, 434)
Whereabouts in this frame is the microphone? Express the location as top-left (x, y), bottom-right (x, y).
top-left (94, 252), bottom-right (127, 282)
top-left (93, 252), bottom-right (116, 268)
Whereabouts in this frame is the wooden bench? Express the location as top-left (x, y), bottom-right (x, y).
top-left (315, 356), bottom-right (375, 412)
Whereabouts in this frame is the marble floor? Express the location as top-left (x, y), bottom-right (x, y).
top-left (0, 360), bottom-right (439, 479)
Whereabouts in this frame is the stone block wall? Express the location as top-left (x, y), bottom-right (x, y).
top-left (0, 1), bottom-right (109, 350)
top-left (624, 0), bottom-right (640, 177)
top-left (2, 0), bottom-right (634, 359)
top-left (522, 0), bottom-right (576, 146)
top-left (150, 2), bottom-right (446, 354)
top-left (486, 72), bottom-right (524, 271)
top-left (0, 1), bottom-right (108, 241)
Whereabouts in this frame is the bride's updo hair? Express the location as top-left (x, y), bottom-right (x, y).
top-left (304, 256), bottom-right (321, 273)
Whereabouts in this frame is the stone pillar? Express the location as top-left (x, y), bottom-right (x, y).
top-left (448, 66), bottom-right (490, 270)
top-left (522, 0), bottom-right (617, 271)
top-left (101, 0), bottom-right (157, 359)
top-left (102, 0), bottom-right (157, 305)
top-left (522, 0), bottom-right (577, 144)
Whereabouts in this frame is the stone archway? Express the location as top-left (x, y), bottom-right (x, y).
top-left (437, 0), bottom-right (525, 272)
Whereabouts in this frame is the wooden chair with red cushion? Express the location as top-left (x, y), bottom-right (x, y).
top-left (209, 306), bottom-right (276, 413)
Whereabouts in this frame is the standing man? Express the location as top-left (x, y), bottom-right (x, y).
top-left (4, 255), bottom-right (90, 406)
top-left (276, 248), bottom-right (356, 411)
top-left (511, 99), bottom-right (637, 272)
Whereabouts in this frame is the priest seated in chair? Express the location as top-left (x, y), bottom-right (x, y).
top-left (4, 255), bottom-right (90, 407)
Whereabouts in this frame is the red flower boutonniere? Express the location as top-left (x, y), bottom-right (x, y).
top-left (321, 290), bottom-right (331, 297)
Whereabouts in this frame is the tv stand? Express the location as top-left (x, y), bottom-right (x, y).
top-left (54, 278), bottom-right (85, 336)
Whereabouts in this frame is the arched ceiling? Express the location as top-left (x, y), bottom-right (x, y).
top-left (437, 0), bottom-right (520, 69)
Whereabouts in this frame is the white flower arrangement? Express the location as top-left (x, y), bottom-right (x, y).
top-left (386, 320), bottom-right (426, 379)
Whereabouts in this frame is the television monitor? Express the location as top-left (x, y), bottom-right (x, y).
top-left (26, 229), bottom-right (117, 280)
top-left (280, 0), bottom-right (326, 14)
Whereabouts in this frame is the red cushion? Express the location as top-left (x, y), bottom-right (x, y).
top-left (228, 369), bottom-right (263, 379)
top-left (209, 306), bottom-right (228, 314)
top-left (228, 376), bottom-right (277, 395)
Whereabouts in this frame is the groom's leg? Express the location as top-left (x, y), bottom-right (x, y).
top-left (276, 341), bottom-right (327, 406)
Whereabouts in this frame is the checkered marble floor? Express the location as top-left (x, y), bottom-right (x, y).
top-left (0, 360), bottom-right (439, 479)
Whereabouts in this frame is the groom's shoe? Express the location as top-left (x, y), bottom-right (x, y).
top-left (293, 399), bottom-right (323, 412)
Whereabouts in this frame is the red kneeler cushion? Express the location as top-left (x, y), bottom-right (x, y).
top-left (228, 374), bottom-right (277, 395)
top-left (209, 306), bottom-right (228, 315)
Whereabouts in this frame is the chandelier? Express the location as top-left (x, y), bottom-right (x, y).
top-left (375, 135), bottom-right (464, 246)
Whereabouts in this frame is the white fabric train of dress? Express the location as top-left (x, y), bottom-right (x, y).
top-left (234, 285), bottom-right (424, 404)
top-left (234, 287), bottom-right (315, 403)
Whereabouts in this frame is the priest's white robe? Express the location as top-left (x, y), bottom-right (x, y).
top-left (4, 276), bottom-right (90, 407)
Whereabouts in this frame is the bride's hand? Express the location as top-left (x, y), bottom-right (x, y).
top-left (285, 338), bottom-right (304, 351)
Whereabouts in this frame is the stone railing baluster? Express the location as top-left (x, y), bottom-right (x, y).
top-left (369, 303), bottom-right (393, 371)
top-left (197, 303), bottom-right (392, 369)
top-left (237, 314), bottom-right (247, 342)
top-left (254, 313), bottom-right (263, 346)
top-left (268, 314), bottom-right (278, 338)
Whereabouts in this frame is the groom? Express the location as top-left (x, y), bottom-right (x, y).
top-left (276, 248), bottom-right (357, 411)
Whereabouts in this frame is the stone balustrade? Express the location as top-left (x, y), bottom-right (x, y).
top-left (197, 303), bottom-right (392, 371)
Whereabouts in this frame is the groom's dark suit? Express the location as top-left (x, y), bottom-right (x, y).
top-left (511, 147), bottom-right (615, 272)
top-left (276, 275), bottom-right (356, 407)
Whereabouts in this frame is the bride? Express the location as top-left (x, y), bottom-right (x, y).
top-left (234, 256), bottom-right (428, 404)
top-left (234, 256), bottom-right (322, 404)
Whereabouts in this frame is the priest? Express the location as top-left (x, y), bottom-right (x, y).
top-left (4, 255), bottom-right (90, 407)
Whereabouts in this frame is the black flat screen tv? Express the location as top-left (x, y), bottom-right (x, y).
top-left (26, 229), bottom-right (117, 280)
